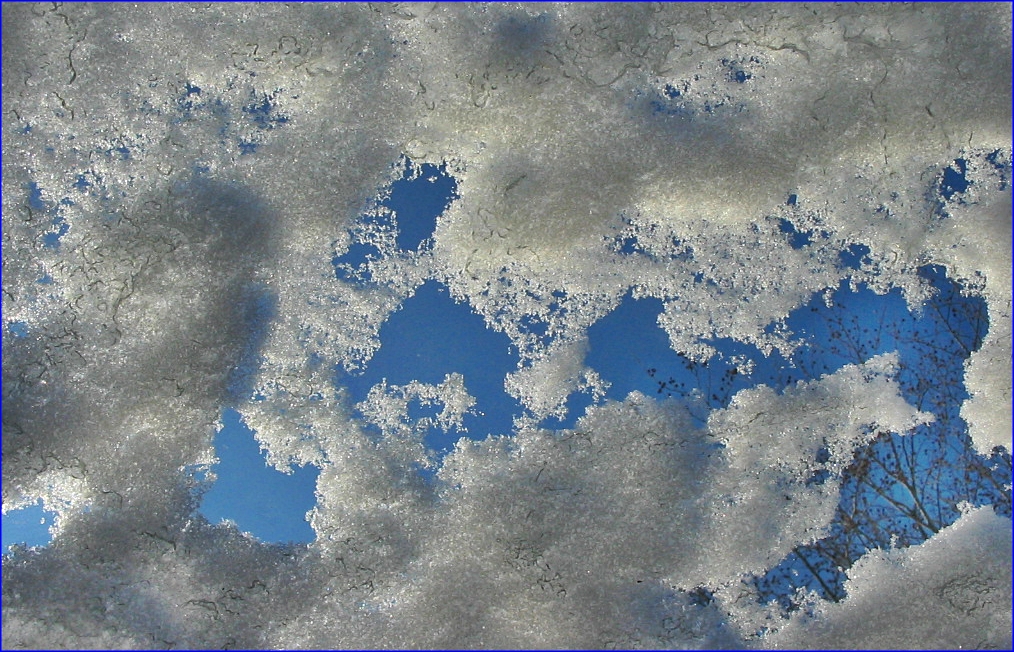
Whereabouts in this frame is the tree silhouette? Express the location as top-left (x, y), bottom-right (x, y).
top-left (646, 263), bottom-right (1010, 611)
top-left (746, 265), bottom-right (1008, 609)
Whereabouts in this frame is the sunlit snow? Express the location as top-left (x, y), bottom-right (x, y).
top-left (2, 3), bottom-right (1010, 649)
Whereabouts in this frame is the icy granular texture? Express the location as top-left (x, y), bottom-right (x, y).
top-left (3, 3), bottom-right (1010, 649)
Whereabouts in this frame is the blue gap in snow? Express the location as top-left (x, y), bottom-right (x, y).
top-left (196, 278), bottom-right (317, 544)
top-left (785, 279), bottom-right (915, 387)
top-left (332, 156), bottom-right (457, 282)
top-left (585, 294), bottom-right (694, 406)
top-left (940, 158), bottom-right (969, 200)
top-left (242, 89), bottom-right (289, 130)
top-left (580, 273), bottom-right (948, 431)
top-left (27, 181), bottom-right (69, 248)
top-left (385, 158), bottom-right (458, 252)
top-left (236, 90), bottom-right (289, 157)
top-left (340, 280), bottom-right (521, 454)
top-left (615, 236), bottom-right (640, 255)
top-left (777, 218), bottom-right (812, 249)
top-left (561, 260), bottom-right (999, 607)
top-left (537, 389), bottom-right (599, 432)
top-left (838, 243), bottom-right (871, 270)
top-left (2, 500), bottom-right (57, 555)
top-left (783, 266), bottom-right (985, 422)
top-left (27, 181), bottom-right (45, 210)
top-left (895, 264), bottom-right (986, 415)
top-left (42, 218), bottom-right (69, 248)
top-left (332, 240), bottom-right (383, 283)
top-left (754, 264), bottom-right (999, 606)
top-left (581, 292), bottom-right (796, 427)
top-left (198, 408), bottom-right (319, 544)
top-left (7, 320), bottom-right (30, 338)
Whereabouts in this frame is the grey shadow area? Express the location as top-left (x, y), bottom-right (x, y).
top-left (1, 174), bottom-right (326, 648)
top-left (0, 501), bottom-right (333, 649)
top-left (2, 175), bottom-right (279, 539)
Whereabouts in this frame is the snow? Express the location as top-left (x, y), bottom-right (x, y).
top-left (763, 506), bottom-right (1013, 650)
top-left (2, 2), bottom-right (1010, 649)
top-left (696, 354), bottom-right (935, 587)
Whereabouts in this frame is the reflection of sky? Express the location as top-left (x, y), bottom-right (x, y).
top-left (2, 152), bottom-right (1005, 579)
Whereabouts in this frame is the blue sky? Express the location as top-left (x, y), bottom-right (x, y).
top-left (1, 154), bottom-right (1002, 556)
top-left (1, 499), bottom-right (56, 553)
